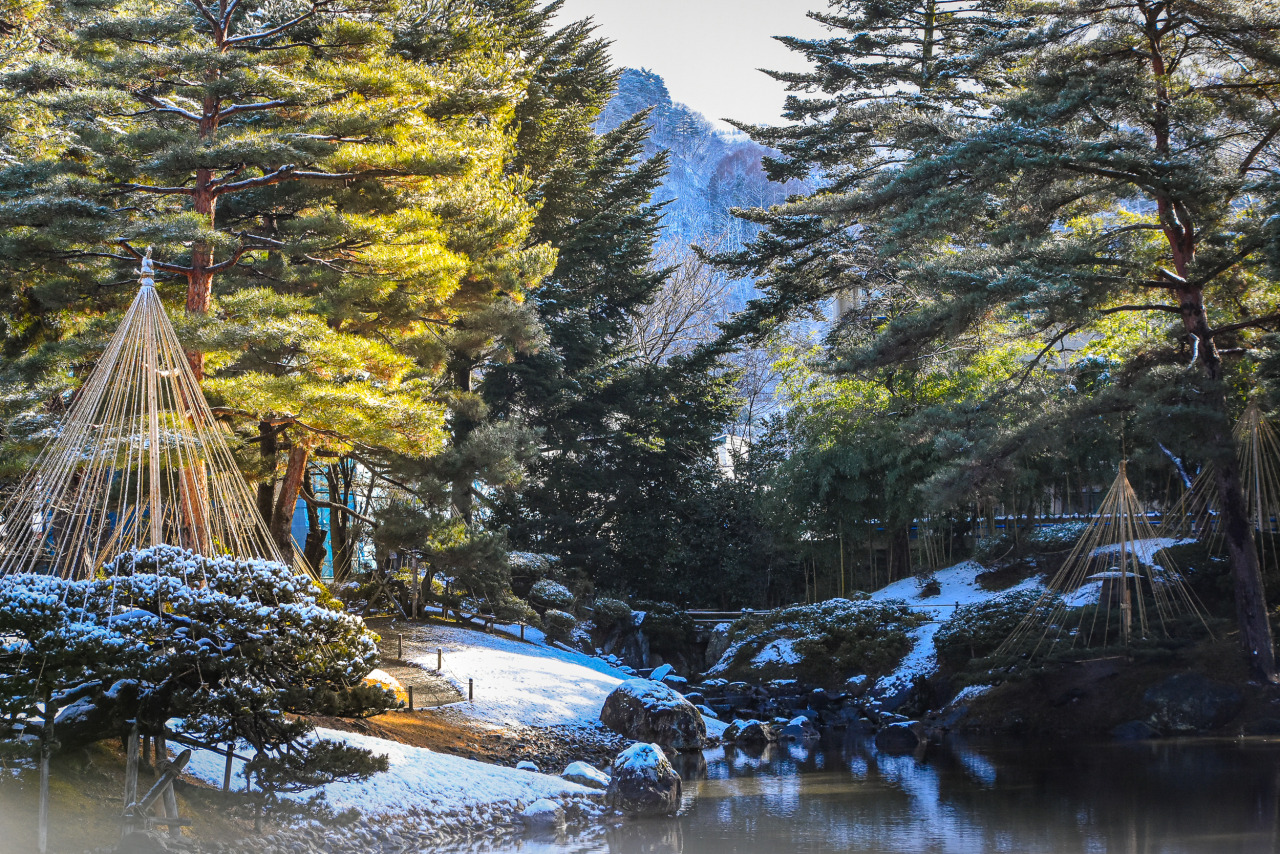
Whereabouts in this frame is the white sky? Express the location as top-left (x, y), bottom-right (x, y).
top-left (554, 0), bottom-right (830, 131)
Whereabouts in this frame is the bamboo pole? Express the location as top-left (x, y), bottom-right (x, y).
top-left (38, 698), bottom-right (51, 854)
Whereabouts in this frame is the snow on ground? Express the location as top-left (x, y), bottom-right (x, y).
top-left (873, 623), bottom-right (943, 701)
top-left (1063, 579), bottom-right (1102, 607)
top-left (864, 537), bottom-right (1185, 696)
top-left (752, 637), bottom-right (801, 667)
top-left (404, 624), bottom-right (634, 729)
top-left (868, 560), bottom-right (1040, 616)
top-left (184, 727), bottom-right (597, 817)
top-left (867, 561), bottom-right (1042, 700)
top-left (1092, 537), bottom-right (1194, 566)
top-left (949, 684), bottom-right (994, 706)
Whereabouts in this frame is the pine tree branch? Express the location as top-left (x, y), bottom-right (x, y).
top-left (207, 242), bottom-right (250, 274)
top-left (111, 182), bottom-right (196, 197)
top-left (223, 4), bottom-right (327, 47)
top-left (134, 94), bottom-right (203, 122)
top-left (1012, 324), bottom-right (1082, 390)
top-left (186, 0), bottom-right (220, 30)
top-left (1062, 162), bottom-right (1146, 186)
top-left (217, 100), bottom-right (290, 120)
top-left (1238, 123), bottom-right (1280, 177)
top-left (212, 166), bottom-right (297, 194)
top-left (1097, 304), bottom-right (1182, 315)
top-left (222, 0), bottom-right (245, 28)
top-left (298, 484), bottom-right (378, 527)
top-left (1210, 312), bottom-right (1280, 336)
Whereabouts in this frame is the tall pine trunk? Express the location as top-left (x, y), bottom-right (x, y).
top-left (1145, 7), bottom-right (1276, 681)
top-left (449, 357), bottom-right (476, 524)
top-left (270, 444), bottom-right (309, 555)
top-left (1176, 287), bottom-right (1276, 681)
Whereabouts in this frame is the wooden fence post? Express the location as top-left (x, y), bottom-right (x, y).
top-left (222, 743), bottom-right (234, 792)
top-left (407, 686), bottom-right (414, 711)
top-left (437, 648), bottom-right (442, 671)
top-left (397, 633), bottom-right (403, 659)
top-left (124, 724), bottom-right (139, 810)
top-left (410, 556), bottom-right (420, 620)
top-left (468, 678), bottom-right (473, 701)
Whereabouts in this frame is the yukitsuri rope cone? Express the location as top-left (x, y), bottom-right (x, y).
top-left (997, 462), bottom-right (1209, 662)
top-left (1163, 403), bottom-right (1280, 571)
top-left (0, 254), bottom-right (285, 579)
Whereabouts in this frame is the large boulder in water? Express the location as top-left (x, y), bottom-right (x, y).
top-left (606, 743), bottom-right (683, 817)
top-left (601, 679), bottom-right (707, 751)
top-left (1143, 673), bottom-right (1243, 733)
top-left (722, 718), bottom-right (777, 745)
top-left (519, 798), bottom-right (566, 831)
top-left (874, 720), bottom-right (926, 754)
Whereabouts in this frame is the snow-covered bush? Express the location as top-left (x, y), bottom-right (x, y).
top-left (0, 546), bottom-right (393, 798)
top-left (709, 597), bottom-right (924, 684)
top-left (492, 591), bottom-right (539, 626)
top-left (510, 551), bottom-right (559, 580)
top-left (530, 578), bottom-right (574, 610)
top-left (933, 590), bottom-right (1059, 670)
top-left (1026, 522), bottom-right (1089, 551)
top-left (543, 609), bottom-right (577, 643)
top-left (592, 597), bottom-right (632, 628)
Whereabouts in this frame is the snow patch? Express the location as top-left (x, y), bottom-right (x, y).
top-left (404, 624), bottom-right (633, 729)
top-left (184, 727), bottom-right (597, 817)
top-left (949, 684), bottom-right (994, 706)
top-left (751, 638), bottom-right (802, 667)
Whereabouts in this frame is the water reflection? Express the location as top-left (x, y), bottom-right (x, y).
top-left (484, 734), bottom-right (1280, 854)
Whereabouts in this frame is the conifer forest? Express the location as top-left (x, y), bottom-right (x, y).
top-left (3, 2), bottom-right (1280, 853)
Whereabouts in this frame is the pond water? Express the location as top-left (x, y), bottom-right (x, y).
top-left (3, 733), bottom-right (1278, 852)
top-left (465, 734), bottom-right (1280, 854)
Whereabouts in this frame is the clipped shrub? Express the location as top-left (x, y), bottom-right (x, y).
top-left (592, 597), bottom-right (633, 629)
top-left (543, 609), bottom-right (577, 643)
top-left (492, 591), bottom-right (540, 626)
top-left (531, 578), bottom-right (575, 610)
top-left (973, 534), bottom-right (1015, 563)
top-left (933, 590), bottom-right (1057, 670)
top-left (509, 551), bottom-right (552, 578)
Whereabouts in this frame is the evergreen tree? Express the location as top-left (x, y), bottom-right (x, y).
top-left (715, 0), bottom-right (1009, 345)
top-left (739, 0), bottom-right (1280, 677)
top-left (0, 0), bottom-right (552, 559)
top-left (479, 11), bottom-right (737, 601)
top-left (0, 546), bottom-right (393, 796)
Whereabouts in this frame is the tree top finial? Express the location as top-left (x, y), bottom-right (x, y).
top-left (140, 246), bottom-right (155, 289)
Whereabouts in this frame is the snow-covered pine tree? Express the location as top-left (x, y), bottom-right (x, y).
top-left (0, 546), bottom-right (392, 792)
top-left (715, 0), bottom-right (1010, 344)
